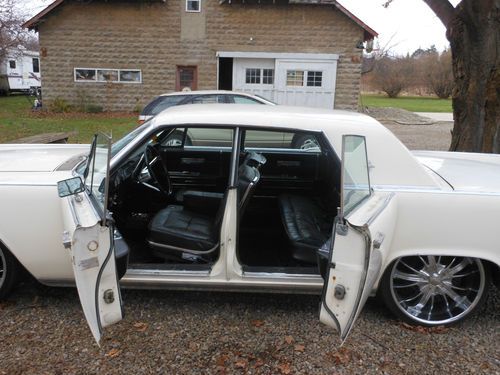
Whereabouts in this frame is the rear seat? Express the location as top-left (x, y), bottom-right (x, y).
top-left (278, 194), bottom-right (335, 264)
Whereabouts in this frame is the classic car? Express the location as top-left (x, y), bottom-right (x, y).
top-left (0, 104), bottom-right (498, 344)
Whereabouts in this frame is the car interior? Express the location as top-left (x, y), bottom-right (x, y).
top-left (107, 125), bottom-right (341, 275)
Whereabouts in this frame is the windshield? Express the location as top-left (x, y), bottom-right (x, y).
top-left (111, 122), bottom-right (149, 157)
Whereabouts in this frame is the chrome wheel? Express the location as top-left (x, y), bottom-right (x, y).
top-left (388, 256), bottom-right (487, 325)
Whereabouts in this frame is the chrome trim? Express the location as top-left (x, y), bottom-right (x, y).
top-left (242, 271), bottom-right (323, 281)
top-left (126, 268), bottom-right (211, 277)
top-left (68, 196), bottom-right (81, 227)
top-left (366, 192), bottom-right (395, 226)
top-left (0, 182), bottom-right (57, 187)
top-left (148, 240), bottom-right (219, 255)
top-left (373, 185), bottom-right (500, 196)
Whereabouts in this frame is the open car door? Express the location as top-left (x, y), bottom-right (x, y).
top-left (58, 134), bottom-right (124, 345)
top-left (319, 135), bottom-right (396, 342)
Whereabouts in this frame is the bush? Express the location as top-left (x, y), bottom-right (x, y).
top-left (85, 104), bottom-right (103, 113)
top-left (370, 56), bottom-right (414, 98)
top-left (425, 50), bottom-right (453, 99)
top-left (49, 97), bottom-right (72, 113)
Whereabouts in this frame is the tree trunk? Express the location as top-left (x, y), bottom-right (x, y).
top-left (447, 0), bottom-right (500, 153)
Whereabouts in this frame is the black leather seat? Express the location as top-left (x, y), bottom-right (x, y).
top-left (148, 152), bottom-right (266, 261)
top-left (278, 194), bottom-right (334, 264)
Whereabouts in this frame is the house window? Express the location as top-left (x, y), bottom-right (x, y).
top-left (245, 68), bottom-right (274, 85)
top-left (97, 69), bottom-right (118, 82)
top-left (74, 68), bottom-right (142, 83)
top-left (245, 68), bottom-right (261, 84)
top-left (176, 66), bottom-right (197, 91)
top-left (186, 0), bottom-right (201, 12)
top-left (307, 71), bottom-right (322, 87)
top-left (262, 69), bottom-right (274, 85)
top-left (9, 60), bottom-right (16, 69)
top-left (119, 70), bottom-right (142, 83)
top-left (286, 70), bottom-right (304, 86)
top-left (32, 58), bottom-right (40, 73)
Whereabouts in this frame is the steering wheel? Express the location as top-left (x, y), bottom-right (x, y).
top-left (144, 144), bottom-right (172, 196)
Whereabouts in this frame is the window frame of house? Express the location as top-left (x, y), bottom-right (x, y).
top-left (306, 71), bottom-right (323, 87)
top-left (245, 68), bottom-right (274, 85)
top-left (286, 70), bottom-right (305, 87)
top-left (32, 58), bottom-right (40, 73)
top-left (9, 60), bottom-right (16, 69)
top-left (176, 66), bottom-right (198, 91)
top-left (186, 0), bottom-right (201, 12)
top-left (74, 68), bottom-right (142, 84)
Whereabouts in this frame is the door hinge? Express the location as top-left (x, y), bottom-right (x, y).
top-left (336, 207), bottom-right (348, 236)
top-left (62, 231), bottom-right (72, 249)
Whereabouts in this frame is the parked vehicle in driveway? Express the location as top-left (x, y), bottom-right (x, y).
top-left (0, 104), bottom-right (498, 344)
top-left (138, 90), bottom-right (275, 124)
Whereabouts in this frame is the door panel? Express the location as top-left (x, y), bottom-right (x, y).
top-left (320, 135), bottom-right (396, 342)
top-left (251, 151), bottom-right (323, 195)
top-left (59, 133), bottom-right (124, 345)
top-left (161, 147), bottom-right (232, 193)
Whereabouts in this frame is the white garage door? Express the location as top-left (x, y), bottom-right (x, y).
top-left (275, 59), bottom-right (336, 109)
top-left (226, 52), bottom-right (338, 109)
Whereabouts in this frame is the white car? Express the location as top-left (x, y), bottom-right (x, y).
top-left (0, 105), bottom-right (498, 344)
top-left (138, 90), bottom-right (275, 124)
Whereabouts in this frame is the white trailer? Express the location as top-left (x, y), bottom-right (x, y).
top-left (0, 48), bottom-right (41, 94)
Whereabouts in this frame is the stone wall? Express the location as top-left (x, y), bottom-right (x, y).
top-left (38, 0), bottom-right (364, 111)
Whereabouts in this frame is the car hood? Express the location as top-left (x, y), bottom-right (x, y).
top-left (0, 144), bottom-right (90, 172)
top-left (413, 150), bottom-right (500, 193)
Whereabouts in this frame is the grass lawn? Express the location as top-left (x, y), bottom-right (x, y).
top-left (0, 95), bottom-right (137, 144)
top-left (360, 94), bottom-right (452, 113)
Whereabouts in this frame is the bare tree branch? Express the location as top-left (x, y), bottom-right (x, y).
top-left (422, 0), bottom-right (457, 27)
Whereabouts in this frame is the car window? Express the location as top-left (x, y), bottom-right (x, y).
top-left (162, 127), bottom-right (233, 148)
top-left (142, 95), bottom-right (185, 116)
top-left (233, 95), bottom-right (262, 104)
top-left (186, 95), bottom-right (226, 104)
top-left (342, 135), bottom-right (371, 215)
top-left (244, 129), bottom-right (321, 152)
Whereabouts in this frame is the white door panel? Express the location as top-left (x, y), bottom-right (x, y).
top-left (58, 133), bottom-right (124, 345)
top-left (320, 135), bottom-right (396, 342)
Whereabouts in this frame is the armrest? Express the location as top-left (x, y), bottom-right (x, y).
top-left (183, 190), bottom-right (224, 215)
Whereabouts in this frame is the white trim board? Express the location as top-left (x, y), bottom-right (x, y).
top-left (216, 51), bottom-right (339, 61)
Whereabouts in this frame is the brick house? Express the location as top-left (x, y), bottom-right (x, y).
top-left (24, 0), bottom-right (376, 111)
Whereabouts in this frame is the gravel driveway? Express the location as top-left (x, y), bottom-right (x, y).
top-left (1, 281), bottom-right (498, 374)
top-left (1, 117), bottom-right (498, 374)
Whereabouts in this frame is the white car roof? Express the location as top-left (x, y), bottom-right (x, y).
top-left (158, 90), bottom-right (264, 97)
top-left (150, 104), bottom-right (440, 189)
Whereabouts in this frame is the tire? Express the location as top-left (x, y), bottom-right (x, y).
top-left (378, 255), bottom-right (490, 326)
top-left (0, 245), bottom-right (20, 300)
top-left (291, 134), bottom-right (320, 151)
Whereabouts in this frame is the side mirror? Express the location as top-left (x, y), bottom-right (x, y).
top-left (58, 177), bottom-right (85, 198)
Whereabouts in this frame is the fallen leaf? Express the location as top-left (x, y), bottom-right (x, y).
top-left (329, 347), bottom-right (351, 365)
top-left (277, 362), bottom-right (291, 374)
top-left (216, 354), bottom-right (229, 367)
top-left (251, 319), bottom-right (265, 327)
top-left (253, 358), bottom-right (264, 368)
top-left (400, 323), bottom-right (449, 334)
top-left (234, 358), bottom-right (248, 369)
top-left (294, 344), bottom-right (305, 352)
top-left (105, 348), bottom-right (121, 358)
top-left (133, 322), bottom-right (148, 332)
top-left (284, 335), bottom-right (294, 345)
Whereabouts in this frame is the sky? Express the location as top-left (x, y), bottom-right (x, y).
top-left (20, 0), bottom-right (461, 55)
